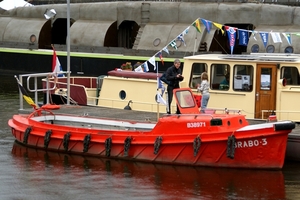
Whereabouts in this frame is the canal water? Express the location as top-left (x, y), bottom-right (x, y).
top-left (1, 73), bottom-right (300, 200)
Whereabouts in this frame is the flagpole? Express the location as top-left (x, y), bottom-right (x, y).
top-left (66, 0), bottom-right (70, 105)
top-left (193, 33), bottom-right (197, 55)
top-left (156, 61), bottom-right (159, 121)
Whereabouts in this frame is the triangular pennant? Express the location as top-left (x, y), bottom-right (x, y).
top-left (192, 18), bottom-right (201, 33)
top-left (200, 18), bottom-right (212, 33)
top-left (213, 22), bottom-right (224, 35)
top-left (259, 32), bottom-right (269, 48)
top-left (169, 40), bottom-right (178, 50)
top-left (162, 46), bottom-right (169, 54)
top-left (270, 32), bottom-right (282, 43)
top-left (156, 90), bottom-right (166, 105)
top-left (177, 34), bottom-right (186, 46)
top-left (282, 33), bottom-right (292, 45)
top-left (225, 26), bottom-right (237, 55)
top-left (148, 56), bottom-right (156, 70)
top-left (182, 27), bottom-right (189, 36)
top-left (156, 51), bottom-right (164, 65)
top-left (238, 29), bottom-right (249, 46)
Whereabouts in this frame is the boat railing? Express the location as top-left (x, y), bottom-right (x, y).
top-left (43, 76), bottom-right (101, 106)
top-left (207, 108), bottom-right (242, 115)
top-left (17, 72), bottom-right (70, 110)
top-left (262, 110), bottom-right (300, 121)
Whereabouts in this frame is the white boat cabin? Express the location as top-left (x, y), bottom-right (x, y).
top-left (181, 53), bottom-right (300, 121)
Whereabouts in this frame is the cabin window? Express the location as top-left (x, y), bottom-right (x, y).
top-left (210, 64), bottom-right (230, 90)
top-left (233, 65), bottom-right (254, 91)
top-left (189, 63), bottom-right (207, 88)
top-left (281, 66), bottom-right (300, 85)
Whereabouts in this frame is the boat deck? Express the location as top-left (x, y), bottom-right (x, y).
top-left (20, 105), bottom-right (165, 123)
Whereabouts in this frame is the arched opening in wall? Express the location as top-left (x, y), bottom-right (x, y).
top-left (38, 20), bottom-right (52, 49)
top-left (104, 21), bottom-right (118, 47)
top-left (38, 18), bottom-right (74, 49)
top-left (51, 18), bottom-right (75, 47)
top-left (209, 23), bottom-right (254, 54)
top-left (118, 20), bottom-right (139, 49)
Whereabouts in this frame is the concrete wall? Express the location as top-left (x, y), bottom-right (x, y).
top-left (0, 2), bottom-right (299, 54)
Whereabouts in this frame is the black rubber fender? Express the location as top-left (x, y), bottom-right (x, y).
top-left (274, 122), bottom-right (295, 131)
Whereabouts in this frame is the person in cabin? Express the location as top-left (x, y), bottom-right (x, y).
top-left (165, 59), bottom-right (184, 114)
top-left (197, 72), bottom-right (210, 113)
top-left (219, 73), bottom-right (230, 90)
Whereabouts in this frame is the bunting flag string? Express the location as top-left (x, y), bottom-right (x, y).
top-left (135, 17), bottom-right (300, 75)
top-left (129, 16), bottom-right (300, 108)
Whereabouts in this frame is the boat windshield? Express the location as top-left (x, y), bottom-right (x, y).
top-left (175, 90), bottom-right (196, 108)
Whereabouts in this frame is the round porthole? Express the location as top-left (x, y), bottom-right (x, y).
top-left (30, 34), bottom-right (36, 43)
top-left (153, 38), bottom-right (161, 47)
top-left (266, 45), bottom-right (275, 53)
top-left (284, 46), bottom-right (294, 53)
top-left (119, 90), bottom-right (126, 100)
top-left (251, 44), bottom-right (259, 53)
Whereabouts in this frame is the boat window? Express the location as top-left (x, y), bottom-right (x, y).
top-left (210, 64), bottom-right (230, 90)
top-left (233, 65), bottom-right (254, 92)
top-left (175, 90), bottom-right (196, 108)
top-left (281, 66), bottom-right (300, 85)
top-left (189, 62), bottom-right (207, 88)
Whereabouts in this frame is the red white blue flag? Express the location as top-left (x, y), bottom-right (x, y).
top-left (52, 48), bottom-right (64, 77)
top-left (225, 26), bottom-right (237, 55)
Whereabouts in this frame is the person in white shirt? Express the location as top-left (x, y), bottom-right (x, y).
top-left (197, 72), bottom-right (210, 113)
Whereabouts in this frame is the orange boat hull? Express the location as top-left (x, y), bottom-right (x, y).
top-left (8, 112), bottom-right (294, 169)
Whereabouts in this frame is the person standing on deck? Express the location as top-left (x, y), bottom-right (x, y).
top-left (197, 72), bottom-right (210, 113)
top-left (165, 59), bottom-right (184, 114)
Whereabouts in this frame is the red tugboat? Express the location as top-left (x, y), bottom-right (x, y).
top-left (8, 88), bottom-right (295, 169)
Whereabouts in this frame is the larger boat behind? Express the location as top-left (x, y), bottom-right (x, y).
top-left (40, 53), bottom-right (300, 123)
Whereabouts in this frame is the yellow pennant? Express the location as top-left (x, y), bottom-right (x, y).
top-left (213, 22), bottom-right (224, 35)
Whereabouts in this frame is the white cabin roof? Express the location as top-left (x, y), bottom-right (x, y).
top-left (184, 53), bottom-right (300, 63)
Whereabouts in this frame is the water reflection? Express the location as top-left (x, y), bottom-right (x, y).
top-left (11, 142), bottom-right (285, 199)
